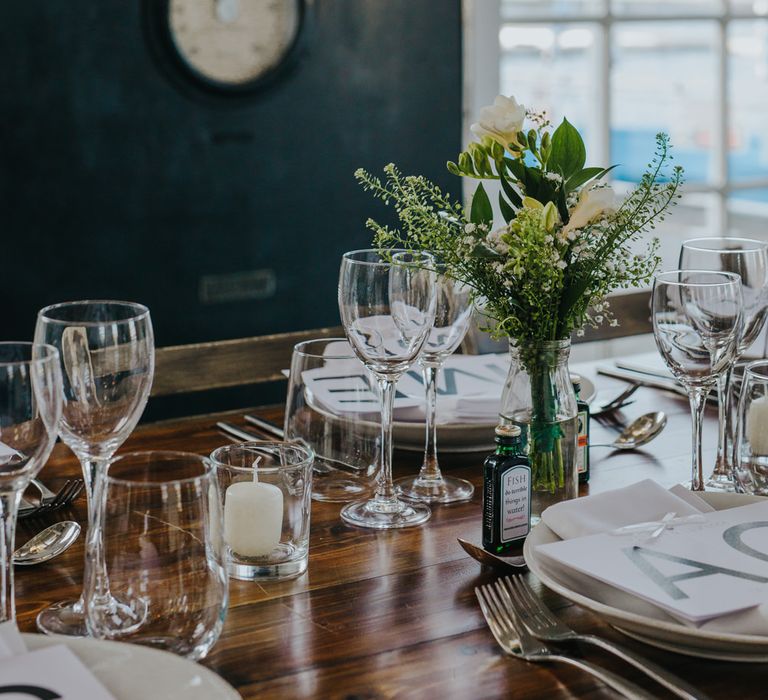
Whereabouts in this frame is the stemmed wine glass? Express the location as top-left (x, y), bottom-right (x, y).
top-left (395, 273), bottom-right (475, 503)
top-left (652, 271), bottom-right (743, 491)
top-left (679, 238), bottom-right (768, 490)
top-left (0, 343), bottom-right (62, 622)
top-left (338, 250), bottom-right (436, 528)
top-left (34, 300), bottom-right (154, 636)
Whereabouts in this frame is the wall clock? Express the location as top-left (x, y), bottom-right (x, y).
top-left (144, 0), bottom-right (310, 100)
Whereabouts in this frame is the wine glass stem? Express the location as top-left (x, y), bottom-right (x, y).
top-left (374, 377), bottom-right (398, 505)
top-left (0, 490), bottom-right (20, 622)
top-left (419, 362), bottom-right (443, 481)
top-left (73, 456), bottom-right (105, 615)
top-left (688, 387), bottom-right (708, 491)
top-left (712, 368), bottom-right (733, 479)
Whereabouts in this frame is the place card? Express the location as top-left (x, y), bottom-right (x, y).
top-left (536, 500), bottom-right (768, 624)
top-left (0, 644), bottom-right (115, 699)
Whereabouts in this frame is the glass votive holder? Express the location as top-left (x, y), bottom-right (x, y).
top-left (735, 360), bottom-right (768, 495)
top-left (210, 441), bottom-right (313, 581)
top-left (285, 338), bottom-right (377, 502)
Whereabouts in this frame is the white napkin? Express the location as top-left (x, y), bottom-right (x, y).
top-left (538, 479), bottom-right (768, 635)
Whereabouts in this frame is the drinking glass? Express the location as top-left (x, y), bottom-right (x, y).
top-left (210, 441), bottom-right (313, 580)
top-left (285, 338), bottom-right (376, 503)
top-left (652, 270), bottom-right (743, 491)
top-left (679, 237), bottom-right (768, 490)
top-left (733, 360), bottom-right (768, 495)
top-left (34, 300), bottom-right (155, 636)
top-left (395, 274), bottom-right (475, 503)
top-left (84, 451), bottom-right (227, 659)
top-left (0, 343), bottom-right (62, 622)
top-left (338, 249), bottom-right (436, 528)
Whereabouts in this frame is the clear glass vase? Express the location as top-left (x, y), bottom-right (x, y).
top-left (499, 339), bottom-right (579, 521)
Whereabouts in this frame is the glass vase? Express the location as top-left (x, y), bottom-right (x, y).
top-left (499, 339), bottom-right (579, 521)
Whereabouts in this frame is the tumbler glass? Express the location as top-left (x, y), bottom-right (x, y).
top-left (210, 441), bottom-right (313, 581)
top-left (285, 338), bottom-right (377, 502)
top-left (734, 360), bottom-right (768, 495)
top-left (84, 451), bottom-right (227, 660)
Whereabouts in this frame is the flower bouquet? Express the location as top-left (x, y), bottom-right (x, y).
top-left (356, 95), bottom-right (682, 512)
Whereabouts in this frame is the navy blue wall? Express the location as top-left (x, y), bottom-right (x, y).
top-left (2, 1), bottom-right (463, 347)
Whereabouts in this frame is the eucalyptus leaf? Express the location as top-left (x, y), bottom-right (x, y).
top-left (549, 118), bottom-right (586, 179)
top-left (470, 183), bottom-right (493, 225)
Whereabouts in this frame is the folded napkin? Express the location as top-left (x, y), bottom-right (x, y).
top-left (538, 480), bottom-right (768, 635)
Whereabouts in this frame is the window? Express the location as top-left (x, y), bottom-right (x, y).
top-left (464, 0), bottom-right (768, 270)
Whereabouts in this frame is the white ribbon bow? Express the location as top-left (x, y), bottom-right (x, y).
top-left (610, 512), bottom-right (707, 543)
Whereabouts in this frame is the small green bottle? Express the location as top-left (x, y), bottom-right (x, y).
top-left (571, 374), bottom-right (590, 483)
top-left (482, 424), bottom-right (532, 554)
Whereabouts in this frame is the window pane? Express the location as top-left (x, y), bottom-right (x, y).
top-left (499, 23), bottom-right (602, 157)
top-left (611, 21), bottom-right (718, 184)
top-left (729, 189), bottom-right (768, 237)
top-left (612, 0), bottom-right (722, 17)
top-left (728, 20), bottom-right (768, 181)
top-left (729, 0), bottom-right (768, 18)
top-left (501, 0), bottom-right (605, 20)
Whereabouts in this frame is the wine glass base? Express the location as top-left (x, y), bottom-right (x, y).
top-left (312, 476), bottom-right (374, 503)
top-left (36, 599), bottom-right (87, 637)
top-left (704, 474), bottom-right (736, 492)
top-left (395, 475), bottom-right (474, 504)
top-left (341, 497), bottom-right (431, 529)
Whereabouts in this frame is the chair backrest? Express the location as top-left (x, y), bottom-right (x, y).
top-left (151, 326), bottom-right (344, 397)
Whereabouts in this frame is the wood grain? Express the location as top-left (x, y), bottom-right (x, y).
top-left (14, 358), bottom-right (764, 699)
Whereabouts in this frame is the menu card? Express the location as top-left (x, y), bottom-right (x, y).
top-left (0, 623), bottom-right (115, 699)
top-left (303, 352), bottom-right (508, 424)
top-left (536, 500), bottom-right (768, 624)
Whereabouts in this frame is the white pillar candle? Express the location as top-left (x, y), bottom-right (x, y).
top-left (224, 481), bottom-right (283, 557)
top-left (746, 396), bottom-right (768, 455)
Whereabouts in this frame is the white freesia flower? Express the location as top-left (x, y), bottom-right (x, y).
top-left (562, 183), bottom-right (617, 237)
top-left (470, 95), bottom-right (526, 151)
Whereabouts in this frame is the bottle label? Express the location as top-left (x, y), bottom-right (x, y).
top-left (576, 408), bottom-right (588, 474)
top-left (501, 464), bottom-right (531, 542)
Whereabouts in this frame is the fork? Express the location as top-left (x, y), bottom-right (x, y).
top-left (475, 583), bottom-right (656, 700)
top-left (18, 479), bottom-right (84, 520)
top-left (503, 577), bottom-right (708, 700)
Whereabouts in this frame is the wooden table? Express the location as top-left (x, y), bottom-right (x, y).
top-left (14, 360), bottom-right (765, 699)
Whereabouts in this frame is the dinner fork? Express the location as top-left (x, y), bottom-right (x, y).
top-left (18, 479), bottom-right (84, 520)
top-left (502, 577), bottom-right (709, 700)
top-left (475, 583), bottom-right (656, 700)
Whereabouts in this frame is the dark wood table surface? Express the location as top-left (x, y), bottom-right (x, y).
top-left (14, 358), bottom-right (765, 699)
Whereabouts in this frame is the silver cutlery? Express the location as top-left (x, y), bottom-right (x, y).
top-left (591, 411), bottom-right (667, 451)
top-left (457, 538), bottom-right (526, 571)
top-left (475, 581), bottom-right (656, 700)
top-left (502, 576), bottom-right (708, 700)
top-left (14, 521), bottom-right (81, 566)
top-left (590, 383), bottom-right (641, 418)
top-left (18, 479), bottom-right (84, 519)
top-left (243, 414), bottom-right (285, 438)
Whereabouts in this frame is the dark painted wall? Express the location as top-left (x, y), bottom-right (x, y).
top-left (2, 1), bottom-right (462, 348)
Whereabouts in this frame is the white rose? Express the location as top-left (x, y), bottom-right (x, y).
top-left (470, 95), bottom-right (526, 150)
top-left (562, 183), bottom-right (616, 236)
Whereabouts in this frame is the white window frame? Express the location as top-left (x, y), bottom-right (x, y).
top-left (462, 0), bottom-right (768, 234)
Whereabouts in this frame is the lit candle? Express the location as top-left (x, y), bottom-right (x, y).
top-left (223, 463), bottom-right (283, 558)
top-left (746, 396), bottom-right (768, 455)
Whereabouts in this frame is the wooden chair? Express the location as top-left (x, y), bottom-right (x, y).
top-left (151, 326), bottom-right (344, 397)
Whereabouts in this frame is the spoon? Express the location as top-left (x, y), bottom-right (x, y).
top-left (591, 411), bottom-right (667, 451)
top-left (14, 521), bottom-right (81, 566)
top-left (457, 537), bottom-right (527, 571)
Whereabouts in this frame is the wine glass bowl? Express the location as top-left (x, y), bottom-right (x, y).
top-left (34, 300), bottom-right (155, 636)
top-left (652, 270), bottom-right (743, 491)
top-left (338, 249), bottom-right (436, 528)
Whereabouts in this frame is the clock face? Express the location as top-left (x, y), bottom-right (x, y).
top-left (167, 0), bottom-right (303, 88)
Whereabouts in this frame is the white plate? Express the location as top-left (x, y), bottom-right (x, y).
top-left (523, 492), bottom-right (768, 662)
top-left (395, 376), bottom-right (597, 453)
top-left (22, 634), bottom-right (240, 699)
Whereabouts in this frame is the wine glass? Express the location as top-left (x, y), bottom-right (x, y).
top-left (395, 273), bottom-right (475, 503)
top-left (338, 250), bottom-right (436, 528)
top-left (679, 237), bottom-right (768, 490)
top-left (652, 270), bottom-right (743, 491)
top-left (0, 343), bottom-right (62, 622)
top-left (733, 360), bottom-right (768, 495)
top-left (34, 300), bottom-right (155, 636)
